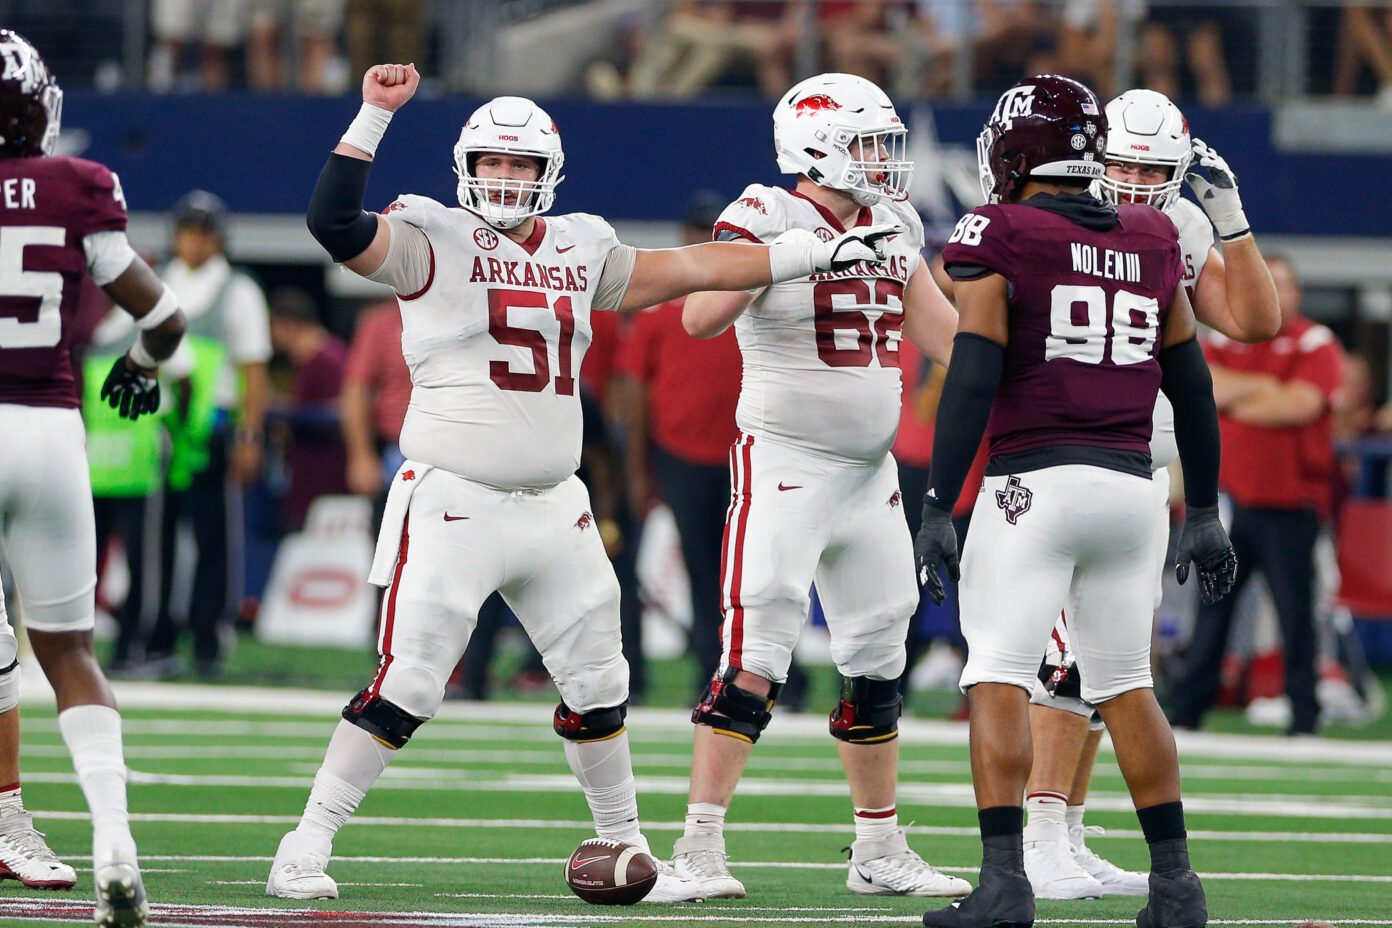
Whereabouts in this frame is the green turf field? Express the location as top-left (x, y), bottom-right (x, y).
top-left (3, 682), bottom-right (1390, 928)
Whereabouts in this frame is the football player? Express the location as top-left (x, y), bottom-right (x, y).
top-left (1021, 89), bottom-right (1280, 901)
top-left (671, 73), bottom-right (970, 901)
top-left (917, 75), bottom-right (1237, 928)
top-left (266, 62), bottom-right (902, 904)
top-left (0, 31), bottom-right (188, 928)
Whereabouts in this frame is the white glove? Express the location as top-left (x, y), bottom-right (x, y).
top-left (1185, 138), bottom-right (1249, 241)
top-left (768, 222), bottom-right (907, 282)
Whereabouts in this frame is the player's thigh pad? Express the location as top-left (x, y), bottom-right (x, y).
top-left (817, 453), bottom-right (917, 680)
top-left (372, 469), bottom-right (507, 719)
top-left (1145, 468), bottom-right (1172, 614)
top-left (1059, 470), bottom-right (1158, 704)
top-left (959, 468), bottom-right (1102, 694)
top-left (0, 407), bottom-right (96, 632)
top-left (504, 476), bottom-right (628, 713)
top-left (718, 436), bottom-right (833, 683)
top-left (0, 612), bottom-right (17, 712)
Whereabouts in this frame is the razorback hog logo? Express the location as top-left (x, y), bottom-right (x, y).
top-left (575, 511), bottom-right (594, 531)
top-left (382, 200), bottom-right (406, 215)
top-left (737, 196), bottom-right (767, 215)
top-left (887, 490), bottom-right (902, 509)
top-left (990, 85), bottom-right (1035, 130)
top-left (795, 94), bottom-right (841, 117)
top-left (995, 475), bottom-right (1032, 524)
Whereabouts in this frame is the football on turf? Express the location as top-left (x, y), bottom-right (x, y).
top-left (564, 838), bottom-right (658, 905)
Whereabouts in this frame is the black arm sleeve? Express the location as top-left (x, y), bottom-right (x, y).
top-left (306, 153), bottom-right (380, 264)
top-left (924, 332), bottom-right (1005, 513)
top-left (1159, 335), bottom-right (1221, 508)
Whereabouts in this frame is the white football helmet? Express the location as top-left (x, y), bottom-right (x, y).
top-left (453, 96), bottom-right (565, 230)
top-left (773, 73), bottom-right (912, 206)
top-left (1096, 89), bottom-right (1191, 211)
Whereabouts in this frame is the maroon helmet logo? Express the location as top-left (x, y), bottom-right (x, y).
top-left (995, 476), bottom-right (1033, 525)
top-left (794, 94), bottom-right (842, 117)
top-left (473, 228), bottom-right (499, 250)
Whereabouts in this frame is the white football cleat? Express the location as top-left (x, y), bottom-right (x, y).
top-left (1070, 824), bottom-right (1149, 896)
top-left (1024, 820), bottom-right (1103, 900)
top-left (672, 833), bottom-right (745, 899)
top-left (640, 857), bottom-right (707, 903)
top-left (93, 862), bottom-right (148, 928)
top-left (846, 829), bottom-right (971, 897)
top-left (0, 805), bottom-right (77, 889)
top-left (266, 831), bottom-right (338, 899)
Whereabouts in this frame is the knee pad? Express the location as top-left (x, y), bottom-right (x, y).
top-left (0, 658), bottom-right (18, 714)
top-left (691, 668), bottom-right (780, 744)
top-left (554, 701), bottom-right (627, 742)
top-left (343, 688), bottom-right (424, 749)
top-left (829, 675), bottom-right (902, 744)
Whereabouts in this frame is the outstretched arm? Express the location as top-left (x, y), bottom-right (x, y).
top-left (306, 63), bottom-right (421, 276)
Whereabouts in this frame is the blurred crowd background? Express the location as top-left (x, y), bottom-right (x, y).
top-left (5, 0), bottom-right (1392, 734)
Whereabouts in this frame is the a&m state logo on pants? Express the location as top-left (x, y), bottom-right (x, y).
top-left (995, 475), bottom-right (1033, 525)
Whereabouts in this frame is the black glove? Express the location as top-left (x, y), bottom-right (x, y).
top-left (1174, 504), bottom-right (1238, 604)
top-left (100, 355), bottom-right (161, 421)
top-left (913, 501), bottom-right (960, 606)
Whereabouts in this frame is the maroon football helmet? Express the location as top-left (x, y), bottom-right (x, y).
top-left (976, 75), bottom-right (1106, 204)
top-left (0, 30), bottom-right (62, 158)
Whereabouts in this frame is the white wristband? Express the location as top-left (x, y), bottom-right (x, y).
top-left (135, 284), bottom-right (180, 330)
top-left (340, 103), bottom-right (394, 158)
top-left (767, 229), bottom-right (826, 283)
top-left (128, 337), bottom-right (159, 371)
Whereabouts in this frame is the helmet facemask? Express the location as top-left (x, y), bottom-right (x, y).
top-left (1097, 155), bottom-right (1190, 211)
top-left (838, 125), bottom-right (912, 206)
top-left (454, 145), bottom-right (563, 230)
top-left (37, 80), bottom-right (61, 155)
top-left (1096, 88), bottom-right (1192, 212)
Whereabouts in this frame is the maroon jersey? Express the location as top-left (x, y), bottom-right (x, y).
top-left (941, 198), bottom-right (1183, 467)
top-left (0, 155), bottom-right (128, 408)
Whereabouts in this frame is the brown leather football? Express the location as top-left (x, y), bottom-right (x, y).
top-left (564, 838), bottom-right (658, 905)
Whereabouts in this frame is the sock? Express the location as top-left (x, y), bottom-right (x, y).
top-left (58, 705), bottom-right (133, 869)
top-left (1137, 801), bottom-right (1190, 872)
top-left (564, 732), bottom-right (643, 847)
top-left (295, 721), bottom-right (394, 844)
top-left (853, 803), bottom-right (898, 843)
top-left (1025, 790), bottom-right (1068, 829)
top-left (1065, 803), bottom-right (1086, 847)
top-left (683, 802), bottom-right (727, 841)
top-left (978, 805), bottom-right (1024, 873)
top-left (0, 782), bottom-right (19, 802)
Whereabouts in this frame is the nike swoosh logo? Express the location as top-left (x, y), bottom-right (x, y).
top-left (443, 513), bottom-right (470, 522)
top-left (571, 855), bottom-right (609, 868)
top-left (777, 482), bottom-right (803, 491)
top-left (556, 243), bottom-right (576, 254)
top-left (853, 865), bottom-right (873, 881)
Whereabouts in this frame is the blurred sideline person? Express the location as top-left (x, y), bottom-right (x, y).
top-left (147, 190), bottom-right (270, 678)
top-left (1021, 88), bottom-right (1280, 900)
top-left (1168, 256), bottom-right (1344, 736)
top-left (673, 73), bottom-right (968, 901)
top-left (267, 62), bottom-right (903, 903)
top-left (341, 298), bottom-right (411, 506)
top-left (0, 31), bottom-right (188, 928)
top-left (917, 75), bottom-right (1236, 928)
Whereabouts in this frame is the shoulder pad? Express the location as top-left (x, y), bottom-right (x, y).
top-left (714, 184), bottom-right (786, 243)
top-left (380, 194), bottom-right (447, 230)
top-left (882, 198), bottom-right (926, 248)
top-left (550, 211), bottom-right (621, 253)
top-left (64, 157), bottom-right (128, 234)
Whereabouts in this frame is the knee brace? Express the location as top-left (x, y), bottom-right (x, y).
top-left (692, 668), bottom-right (780, 744)
top-left (553, 701), bottom-right (627, 742)
top-left (343, 688), bottom-right (424, 749)
top-left (829, 675), bottom-right (903, 744)
top-left (0, 658), bottom-right (18, 714)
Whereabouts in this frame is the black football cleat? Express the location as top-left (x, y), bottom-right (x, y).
top-left (1137, 868), bottom-right (1208, 928)
top-left (923, 863), bottom-right (1034, 928)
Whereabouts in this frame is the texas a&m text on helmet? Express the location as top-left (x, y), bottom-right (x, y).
top-left (976, 74), bottom-right (1106, 204)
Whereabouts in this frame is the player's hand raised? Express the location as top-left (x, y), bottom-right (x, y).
top-left (362, 63), bottom-right (420, 113)
top-left (100, 355), bottom-right (161, 421)
top-left (1185, 138), bottom-right (1249, 241)
top-left (1174, 504), bottom-right (1238, 604)
top-left (914, 500), bottom-right (960, 606)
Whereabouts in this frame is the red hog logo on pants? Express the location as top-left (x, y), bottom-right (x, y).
top-left (794, 94), bottom-right (842, 117)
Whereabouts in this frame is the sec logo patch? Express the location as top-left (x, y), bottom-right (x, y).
top-left (474, 228), bottom-right (499, 250)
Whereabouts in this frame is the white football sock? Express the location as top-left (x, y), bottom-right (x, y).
top-left (564, 732), bottom-right (643, 847)
top-left (1066, 803), bottom-right (1087, 845)
top-left (853, 803), bottom-right (898, 843)
top-left (1025, 791), bottom-right (1069, 832)
top-left (683, 802), bottom-right (727, 841)
top-left (58, 705), bottom-right (134, 869)
top-left (295, 720), bottom-right (392, 844)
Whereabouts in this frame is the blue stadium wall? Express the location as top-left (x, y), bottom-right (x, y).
top-left (67, 93), bottom-right (1392, 236)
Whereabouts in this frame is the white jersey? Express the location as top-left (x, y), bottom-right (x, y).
top-left (1149, 198), bottom-right (1217, 470)
top-left (715, 185), bottom-right (925, 463)
top-left (370, 196), bottom-right (633, 490)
